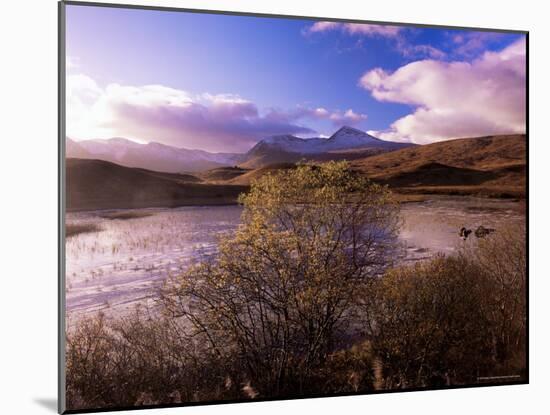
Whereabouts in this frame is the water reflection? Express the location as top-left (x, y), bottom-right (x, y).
top-left (65, 196), bottom-right (525, 318)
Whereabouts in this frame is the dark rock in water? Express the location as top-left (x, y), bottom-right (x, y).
top-left (475, 225), bottom-right (495, 238)
top-left (459, 227), bottom-right (473, 240)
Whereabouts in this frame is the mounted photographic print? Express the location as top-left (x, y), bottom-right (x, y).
top-left (59, 1), bottom-right (528, 413)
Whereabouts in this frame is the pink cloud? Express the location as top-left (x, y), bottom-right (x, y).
top-left (305, 21), bottom-right (402, 37)
top-left (329, 108), bottom-right (368, 125)
top-left (306, 21), bottom-right (341, 33)
top-left (67, 78), bottom-right (315, 151)
top-left (67, 76), bottom-right (368, 152)
top-left (265, 106), bottom-right (367, 127)
top-left (305, 21), bottom-right (445, 59)
top-left (451, 32), bottom-right (511, 58)
top-left (396, 42), bottom-right (446, 60)
top-left (359, 38), bottom-right (526, 143)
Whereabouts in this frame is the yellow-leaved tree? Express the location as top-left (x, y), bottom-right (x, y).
top-left (161, 161), bottom-right (401, 396)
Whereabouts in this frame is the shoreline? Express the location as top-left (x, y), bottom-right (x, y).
top-left (66, 191), bottom-right (525, 213)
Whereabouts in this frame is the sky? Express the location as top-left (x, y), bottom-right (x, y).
top-left (66, 4), bottom-right (527, 153)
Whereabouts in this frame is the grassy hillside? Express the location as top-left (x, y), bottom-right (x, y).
top-left (206, 135), bottom-right (526, 197)
top-left (228, 163), bottom-right (296, 185)
top-left (350, 134), bottom-right (526, 198)
top-left (239, 146), bottom-right (401, 170)
top-left (351, 134), bottom-right (525, 173)
top-left (197, 166), bottom-right (250, 183)
top-left (66, 158), bottom-right (248, 211)
top-left (67, 135), bottom-right (527, 209)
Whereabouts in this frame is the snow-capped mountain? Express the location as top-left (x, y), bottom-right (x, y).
top-left (66, 127), bottom-right (412, 173)
top-left (248, 126), bottom-right (390, 154)
top-left (66, 137), bottom-right (241, 173)
top-left (324, 126), bottom-right (386, 150)
top-left (256, 135), bottom-right (325, 154)
top-left (240, 126), bottom-right (413, 168)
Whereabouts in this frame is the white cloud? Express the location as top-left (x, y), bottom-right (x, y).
top-left (360, 38), bottom-right (526, 143)
top-left (304, 22), bottom-right (445, 60)
top-left (66, 75), bottom-right (367, 152)
top-left (329, 108), bottom-right (368, 125)
top-left (450, 32), bottom-right (511, 58)
top-left (396, 42), bottom-right (446, 60)
top-left (304, 21), bottom-right (402, 37)
top-left (265, 105), bottom-right (367, 128)
top-left (66, 74), bottom-right (112, 140)
top-left (66, 56), bottom-right (79, 70)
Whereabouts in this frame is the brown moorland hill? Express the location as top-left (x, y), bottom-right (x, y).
top-left (228, 163), bottom-right (296, 185)
top-left (66, 158), bottom-right (248, 211)
top-left (198, 166), bottom-right (250, 183)
top-left (220, 135), bottom-right (526, 196)
top-left (352, 134), bottom-right (525, 173)
top-left (238, 146), bottom-right (403, 170)
top-left (350, 134), bottom-right (526, 198)
top-left (67, 135), bottom-right (526, 210)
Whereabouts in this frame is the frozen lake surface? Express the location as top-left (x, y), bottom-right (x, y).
top-left (65, 196), bottom-right (525, 319)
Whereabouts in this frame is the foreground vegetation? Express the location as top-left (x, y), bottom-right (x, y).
top-left (66, 162), bottom-right (526, 410)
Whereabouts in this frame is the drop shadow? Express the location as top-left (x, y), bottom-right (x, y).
top-left (34, 398), bottom-right (57, 413)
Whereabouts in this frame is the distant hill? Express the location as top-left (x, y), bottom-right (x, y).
top-left (379, 162), bottom-right (498, 187)
top-left (66, 127), bottom-right (412, 173)
top-left (66, 134), bottom-right (526, 210)
top-left (197, 166), bottom-right (250, 183)
top-left (66, 158), bottom-right (248, 211)
top-left (66, 138), bottom-right (91, 159)
top-left (351, 134), bottom-right (526, 197)
top-left (205, 134), bottom-right (526, 197)
top-left (66, 138), bottom-right (242, 174)
top-left (239, 126), bottom-right (413, 169)
top-left (228, 163), bottom-right (296, 186)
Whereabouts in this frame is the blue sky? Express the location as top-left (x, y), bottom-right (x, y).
top-left (66, 4), bottom-right (526, 152)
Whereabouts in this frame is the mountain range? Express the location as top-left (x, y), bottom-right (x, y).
top-left (66, 137), bottom-right (241, 173)
top-left (66, 133), bottom-right (526, 210)
top-left (239, 126), bottom-right (412, 168)
top-left (66, 126), bottom-right (413, 173)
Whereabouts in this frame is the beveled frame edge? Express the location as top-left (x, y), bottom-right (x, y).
top-left (58, 1), bottom-right (67, 413)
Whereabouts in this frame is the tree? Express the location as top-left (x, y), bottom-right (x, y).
top-left (160, 161), bottom-right (400, 397)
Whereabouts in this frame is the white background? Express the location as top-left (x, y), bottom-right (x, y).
top-left (0, 0), bottom-right (547, 413)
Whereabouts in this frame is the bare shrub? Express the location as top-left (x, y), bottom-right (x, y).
top-left (311, 340), bottom-right (378, 394)
top-left (160, 161), bottom-right (400, 397)
top-left (65, 310), bottom-right (241, 410)
top-left (468, 224), bottom-right (527, 373)
top-left (364, 227), bottom-right (527, 388)
top-left (364, 255), bottom-right (493, 388)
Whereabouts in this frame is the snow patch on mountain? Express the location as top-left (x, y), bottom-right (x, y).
top-left (66, 137), bottom-right (241, 173)
top-left (66, 127), bottom-right (411, 173)
top-left (248, 126), bottom-right (394, 155)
